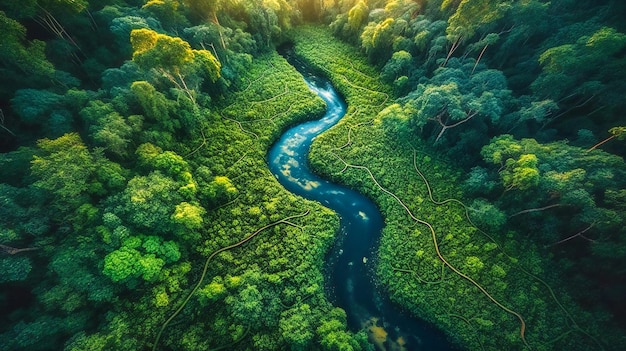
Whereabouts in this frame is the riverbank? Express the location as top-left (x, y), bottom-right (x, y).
top-left (290, 25), bottom-right (606, 351)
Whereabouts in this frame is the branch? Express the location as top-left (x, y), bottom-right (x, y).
top-left (540, 94), bottom-right (595, 131)
top-left (435, 110), bottom-right (478, 143)
top-left (471, 44), bottom-right (489, 75)
top-left (586, 134), bottom-right (616, 152)
top-left (508, 204), bottom-right (562, 218)
top-left (0, 244), bottom-right (39, 255)
top-left (546, 223), bottom-right (595, 247)
top-left (442, 36), bottom-right (462, 67)
top-left (0, 109), bottom-right (16, 137)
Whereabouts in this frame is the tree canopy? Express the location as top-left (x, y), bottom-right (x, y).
top-left (1, 1), bottom-right (626, 351)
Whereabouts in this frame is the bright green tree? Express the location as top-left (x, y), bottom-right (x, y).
top-left (30, 133), bottom-right (95, 212)
top-left (279, 304), bottom-right (315, 350)
top-left (130, 28), bottom-right (221, 101)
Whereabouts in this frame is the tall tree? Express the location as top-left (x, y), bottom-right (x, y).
top-left (130, 28), bottom-right (221, 102)
top-left (30, 133), bottom-right (95, 213)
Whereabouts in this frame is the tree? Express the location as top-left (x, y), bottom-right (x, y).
top-left (106, 172), bottom-right (182, 235)
top-left (108, 15), bottom-right (157, 57)
top-left (193, 49), bottom-right (221, 83)
top-left (131, 28), bottom-right (194, 72)
top-left (30, 133), bottom-right (95, 213)
top-left (279, 304), bottom-right (314, 351)
top-left (183, 0), bottom-right (227, 49)
top-left (500, 153), bottom-right (540, 191)
top-left (361, 18), bottom-right (397, 61)
top-left (400, 60), bottom-right (510, 147)
top-left (469, 198), bottom-right (507, 231)
top-left (0, 10), bottom-right (55, 85)
top-left (130, 81), bottom-right (175, 126)
top-left (130, 29), bottom-right (221, 102)
top-left (0, 256), bottom-right (32, 283)
top-left (446, 0), bottom-right (508, 37)
top-left (11, 89), bottom-right (63, 125)
top-left (381, 50), bottom-right (413, 84)
top-left (480, 134), bottom-right (522, 165)
top-left (227, 284), bottom-right (264, 327)
top-left (316, 308), bottom-right (360, 351)
top-left (532, 26), bottom-right (626, 129)
top-left (406, 81), bottom-right (499, 144)
top-left (347, 1), bottom-right (368, 32)
top-left (89, 111), bottom-right (134, 159)
top-left (442, 0), bottom-right (509, 66)
top-left (206, 176), bottom-right (238, 205)
top-left (141, 0), bottom-right (188, 30)
top-left (171, 201), bottom-right (205, 239)
top-left (103, 235), bottom-right (179, 284)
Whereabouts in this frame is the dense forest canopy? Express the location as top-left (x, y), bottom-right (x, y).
top-left (1, 0), bottom-right (625, 350)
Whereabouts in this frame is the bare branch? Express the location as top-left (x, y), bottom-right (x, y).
top-left (0, 244), bottom-right (39, 255)
top-left (547, 223), bottom-right (595, 247)
top-left (0, 109), bottom-right (16, 137)
top-left (509, 204), bottom-right (562, 218)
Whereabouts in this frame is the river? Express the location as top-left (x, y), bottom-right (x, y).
top-left (268, 46), bottom-right (459, 351)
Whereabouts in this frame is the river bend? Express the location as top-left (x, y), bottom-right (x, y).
top-left (268, 49), bottom-right (457, 351)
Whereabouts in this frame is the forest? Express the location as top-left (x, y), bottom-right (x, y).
top-left (1, 0), bottom-right (625, 350)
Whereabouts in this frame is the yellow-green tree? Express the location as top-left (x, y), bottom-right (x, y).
top-left (130, 28), bottom-right (221, 102)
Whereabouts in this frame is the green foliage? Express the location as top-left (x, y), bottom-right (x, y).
top-left (501, 153), bottom-right (540, 191)
top-left (316, 308), bottom-right (360, 351)
top-left (381, 50), bottom-right (412, 84)
top-left (0, 10), bottom-right (54, 80)
top-left (197, 276), bottom-right (227, 304)
top-left (107, 171), bottom-right (182, 234)
top-left (141, 0), bottom-right (188, 30)
top-left (280, 304), bottom-right (314, 350)
top-left (131, 28), bottom-right (193, 72)
top-left (103, 235), bottom-right (179, 284)
top-left (11, 89), bottom-right (63, 124)
top-left (131, 28), bottom-right (221, 82)
top-left (193, 49), bottom-right (221, 82)
top-left (78, 99), bottom-right (144, 160)
top-left (347, 1), bottom-right (368, 32)
top-left (30, 133), bottom-right (95, 212)
top-left (131, 81), bottom-right (174, 124)
top-left (0, 256), bottom-right (32, 283)
top-left (469, 198), bottom-right (506, 231)
top-left (171, 201), bottom-right (205, 231)
top-left (445, 0), bottom-right (509, 41)
top-left (2, 2), bottom-right (626, 350)
top-left (296, 25), bottom-right (620, 351)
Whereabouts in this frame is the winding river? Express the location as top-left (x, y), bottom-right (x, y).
top-left (268, 48), bottom-right (459, 351)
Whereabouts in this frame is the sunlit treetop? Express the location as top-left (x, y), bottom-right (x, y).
top-left (348, 0), bottom-right (368, 31)
top-left (130, 28), bottom-right (221, 81)
top-left (444, 0), bottom-right (510, 41)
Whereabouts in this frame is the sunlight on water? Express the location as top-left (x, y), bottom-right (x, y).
top-left (269, 45), bottom-right (459, 351)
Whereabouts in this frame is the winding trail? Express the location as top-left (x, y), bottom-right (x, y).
top-left (152, 211), bottom-right (310, 351)
top-left (410, 150), bottom-right (603, 350)
top-left (331, 152), bottom-right (530, 349)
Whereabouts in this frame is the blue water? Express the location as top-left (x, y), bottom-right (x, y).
top-left (268, 49), bottom-right (459, 351)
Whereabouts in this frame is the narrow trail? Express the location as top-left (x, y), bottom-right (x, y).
top-left (151, 210), bottom-right (310, 351)
top-left (410, 150), bottom-right (604, 350)
top-left (331, 152), bottom-right (531, 349)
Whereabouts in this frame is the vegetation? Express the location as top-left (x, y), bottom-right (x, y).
top-left (1, 1), bottom-right (625, 350)
top-left (294, 25), bottom-right (624, 350)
